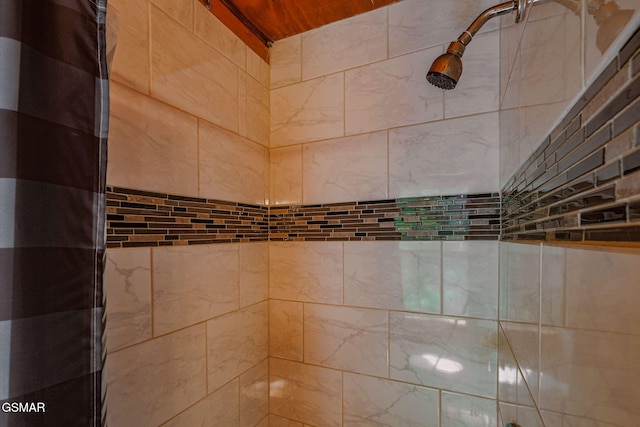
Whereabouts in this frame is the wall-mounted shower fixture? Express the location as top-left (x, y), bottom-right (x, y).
top-left (426, 0), bottom-right (529, 90)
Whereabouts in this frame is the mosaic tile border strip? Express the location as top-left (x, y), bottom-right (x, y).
top-left (106, 188), bottom-right (501, 247)
top-left (502, 27), bottom-right (640, 244)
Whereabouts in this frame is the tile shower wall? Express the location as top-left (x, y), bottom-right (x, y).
top-left (268, 1), bottom-right (504, 425)
top-left (498, 2), bottom-right (640, 427)
top-left (104, 0), bottom-right (269, 426)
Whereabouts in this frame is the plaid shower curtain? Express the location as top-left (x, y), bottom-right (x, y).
top-left (0, 0), bottom-right (108, 425)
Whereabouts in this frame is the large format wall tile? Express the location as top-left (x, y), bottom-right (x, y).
top-left (150, 6), bottom-right (238, 131)
top-left (345, 49), bottom-right (444, 135)
top-left (240, 359), bottom-right (269, 427)
top-left (302, 9), bottom-right (387, 80)
top-left (198, 120), bottom-right (267, 205)
top-left (442, 241), bottom-right (499, 320)
top-left (206, 302), bottom-right (268, 392)
top-left (269, 242), bottom-right (343, 304)
top-left (151, 0), bottom-right (193, 31)
top-left (441, 391), bottom-right (497, 427)
top-left (343, 373), bottom-right (439, 426)
top-left (303, 132), bottom-right (388, 204)
top-left (390, 312), bottom-right (498, 398)
top-left (239, 242), bottom-right (268, 308)
top-left (105, 325), bottom-right (207, 427)
top-left (270, 145), bottom-right (303, 205)
top-left (104, 248), bottom-right (152, 353)
top-left (502, 321), bottom-right (540, 403)
top-left (152, 244), bottom-right (239, 336)
top-left (269, 300), bottom-right (303, 361)
top-left (243, 74), bottom-right (270, 147)
top-left (540, 326), bottom-right (640, 425)
top-left (499, 242), bottom-right (540, 323)
top-left (270, 35), bottom-right (302, 89)
top-left (194, 3), bottom-right (245, 68)
top-left (271, 74), bottom-right (344, 147)
top-left (389, 113), bottom-right (500, 197)
top-left (304, 304), bottom-right (388, 377)
top-left (344, 241), bottom-right (441, 314)
top-left (108, 82), bottom-right (199, 196)
top-left (162, 379), bottom-right (239, 427)
top-left (109, 0), bottom-right (149, 93)
top-left (270, 358), bottom-right (342, 427)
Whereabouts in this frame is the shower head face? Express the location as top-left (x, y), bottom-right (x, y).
top-left (426, 52), bottom-right (463, 90)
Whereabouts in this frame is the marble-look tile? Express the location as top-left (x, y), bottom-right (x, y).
top-left (345, 48), bottom-right (444, 136)
top-left (269, 299), bottom-right (303, 361)
top-left (244, 74), bottom-right (270, 147)
top-left (206, 302), bottom-right (268, 392)
top-left (441, 391), bottom-right (497, 427)
top-left (269, 414), bottom-right (304, 427)
top-left (269, 242), bottom-right (343, 304)
top-left (108, 0), bottom-right (149, 93)
top-left (304, 304), bottom-right (388, 377)
top-left (303, 131), bottom-right (388, 204)
top-left (540, 326), bottom-right (640, 425)
top-left (151, 0), bottom-right (193, 31)
top-left (161, 379), bottom-right (239, 427)
top-left (502, 321), bottom-right (540, 404)
top-left (239, 242), bottom-right (268, 308)
top-left (343, 373), bottom-right (439, 426)
top-left (498, 107), bottom-right (522, 186)
top-left (194, 3), bottom-right (245, 68)
top-left (388, 0), bottom-right (500, 57)
top-left (270, 358), bottom-right (342, 427)
top-left (270, 74), bottom-right (344, 147)
top-left (444, 31), bottom-right (500, 118)
top-left (390, 312), bottom-right (498, 398)
top-left (564, 247), bottom-right (640, 335)
top-left (514, 405), bottom-right (545, 427)
top-left (150, 6), bottom-right (238, 131)
top-left (302, 9), bottom-right (387, 80)
top-left (104, 248), bottom-right (152, 353)
top-left (389, 112), bottom-right (500, 197)
top-left (270, 35), bottom-right (302, 89)
top-left (498, 325), bottom-right (518, 405)
top-left (540, 244), bottom-right (565, 327)
top-left (270, 145), bottom-right (303, 205)
top-left (344, 241), bottom-right (441, 314)
top-left (246, 48), bottom-right (270, 89)
top-left (198, 120), bottom-right (267, 205)
top-left (108, 82), bottom-right (199, 196)
top-left (442, 241), bottom-right (499, 319)
top-left (104, 325), bottom-right (207, 427)
top-left (499, 242), bottom-right (540, 323)
top-left (541, 410), bottom-right (564, 427)
top-left (563, 413), bottom-right (619, 427)
top-left (152, 244), bottom-right (238, 336)
top-left (240, 359), bottom-right (269, 427)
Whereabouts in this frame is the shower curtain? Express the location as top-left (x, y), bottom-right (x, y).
top-left (0, 0), bottom-right (108, 425)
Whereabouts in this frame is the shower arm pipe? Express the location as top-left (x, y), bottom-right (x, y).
top-left (447, 1), bottom-right (518, 56)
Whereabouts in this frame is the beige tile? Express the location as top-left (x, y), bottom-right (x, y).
top-left (269, 242), bottom-right (343, 304)
top-left (270, 145), bottom-right (303, 205)
top-left (247, 48), bottom-right (269, 88)
top-left (104, 248), bottom-right (152, 353)
top-left (151, 0), bottom-right (193, 30)
top-left (108, 0), bottom-right (149, 93)
top-left (270, 358), bottom-right (342, 427)
top-left (304, 304), bottom-right (388, 377)
top-left (443, 241), bottom-right (499, 319)
top-left (303, 131), bottom-right (388, 204)
top-left (441, 391), bottom-right (497, 427)
top-left (244, 74), bottom-right (270, 146)
top-left (152, 244), bottom-right (239, 336)
top-left (206, 302), bottom-right (268, 392)
top-left (104, 325), bottom-right (207, 427)
top-left (194, 3), bottom-right (245, 68)
top-left (302, 9), bottom-right (387, 80)
top-left (239, 242), bottom-right (268, 308)
top-left (390, 312), bottom-right (498, 398)
top-left (271, 74), bottom-right (344, 147)
top-left (344, 241), bottom-right (441, 313)
top-left (269, 414), bottom-right (304, 427)
top-left (269, 299), bottom-right (303, 361)
top-left (345, 49), bottom-right (444, 135)
top-left (162, 379), bottom-right (239, 427)
top-left (389, 113), bottom-right (500, 197)
top-left (108, 82), bottom-right (199, 196)
top-left (240, 359), bottom-right (269, 427)
top-left (198, 120), bottom-right (267, 205)
top-left (343, 373), bottom-right (439, 426)
top-left (150, 6), bottom-right (239, 131)
top-left (271, 35), bottom-right (302, 89)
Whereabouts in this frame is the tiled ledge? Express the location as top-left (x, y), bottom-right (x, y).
top-left (502, 27), bottom-right (640, 244)
top-left (106, 187), bottom-right (500, 248)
